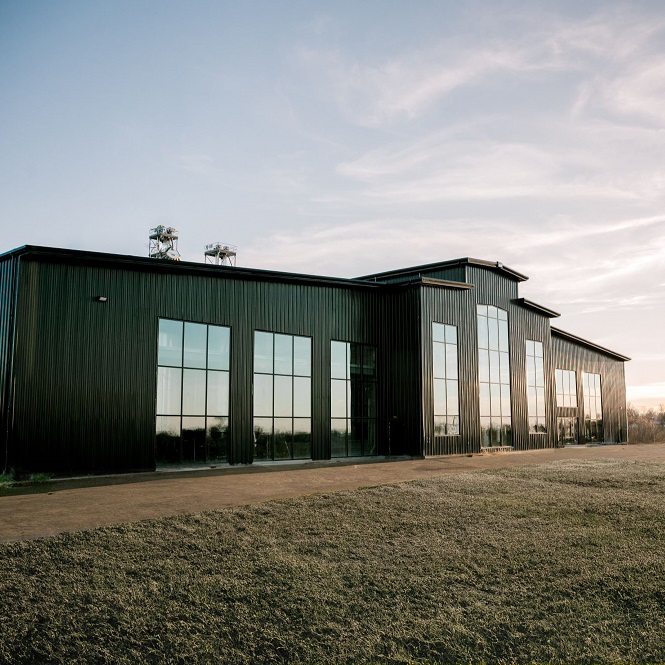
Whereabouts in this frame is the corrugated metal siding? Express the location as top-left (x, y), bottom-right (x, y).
top-left (0, 254), bottom-right (19, 471)
top-left (8, 254), bottom-right (629, 473)
top-left (464, 266), bottom-right (558, 452)
top-left (382, 288), bottom-right (422, 456)
top-left (419, 267), bottom-right (559, 455)
top-left (420, 284), bottom-right (477, 455)
top-left (552, 335), bottom-right (627, 443)
top-left (11, 258), bottom-right (387, 472)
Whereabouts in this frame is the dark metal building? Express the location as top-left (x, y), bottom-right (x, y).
top-left (0, 246), bottom-right (629, 475)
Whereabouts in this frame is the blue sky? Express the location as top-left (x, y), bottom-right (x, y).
top-left (1, 1), bottom-right (664, 407)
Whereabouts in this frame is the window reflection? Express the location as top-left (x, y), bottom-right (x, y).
top-left (184, 323), bottom-right (207, 369)
top-left (582, 372), bottom-right (603, 442)
top-left (182, 369), bottom-right (206, 415)
top-left (206, 417), bottom-right (228, 460)
top-left (293, 419), bottom-right (312, 459)
top-left (477, 306), bottom-right (511, 446)
top-left (293, 377), bottom-right (311, 418)
top-left (331, 418), bottom-right (347, 457)
top-left (206, 371), bottom-right (229, 417)
top-left (208, 326), bottom-right (230, 371)
top-left (274, 334), bottom-right (293, 375)
top-left (273, 417), bottom-right (293, 459)
top-left (330, 341), bottom-right (348, 380)
top-left (556, 369), bottom-right (577, 408)
top-left (526, 340), bottom-right (547, 433)
top-left (182, 416), bottom-right (206, 461)
top-left (330, 379), bottom-right (347, 418)
top-left (274, 376), bottom-right (293, 417)
top-left (253, 374), bottom-right (273, 417)
top-left (253, 331), bottom-right (312, 460)
top-left (158, 319), bottom-right (183, 367)
top-left (253, 417), bottom-right (272, 460)
top-left (445, 344), bottom-right (458, 380)
top-left (557, 416), bottom-right (578, 445)
top-left (293, 337), bottom-right (312, 377)
top-left (156, 415), bottom-right (181, 463)
top-left (155, 319), bottom-right (231, 464)
top-left (330, 341), bottom-right (377, 457)
top-left (254, 332), bottom-right (273, 374)
top-left (157, 367), bottom-right (182, 415)
top-left (432, 322), bottom-right (460, 437)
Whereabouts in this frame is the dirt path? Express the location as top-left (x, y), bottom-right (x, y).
top-left (2, 444), bottom-right (664, 542)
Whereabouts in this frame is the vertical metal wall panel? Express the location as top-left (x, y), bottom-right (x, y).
top-left (6, 250), bottom-right (629, 473)
top-left (418, 267), bottom-right (560, 456)
top-left (464, 266), bottom-right (559, 452)
top-left (375, 266), bottom-right (467, 285)
top-left (420, 285), bottom-right (478, 455)
top-left (10, 256), bottom-right (387, 472)
top-left (13, 260), bottom-right (158, 472)
top-left (512, 308), bottom-right (557, 451)
top-left (0, 254), bottom-right (20, 470)
top-left (552, 334), bottom-right (628, 443)
top-left (382, 287), bottom-right (422, 456)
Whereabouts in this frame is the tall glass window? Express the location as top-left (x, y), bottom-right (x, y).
top-left (155, 319), bottom-right (230, 464)
top-left (583, 372), bottom-right (603, 442)
top-left (253, 332), bottom-right (312, 460)
top-left (557, 417), bottom-right (578, 445)
top-left (555, 369), bottom-right (577, 408)
top-left (331, 341), bottom-right (377, 457)
top-left (477, 305), bottom-right (511, 446)
top-left (432, 323), bottom-right (459, 436)
top-left (526, 340), bottom-right (546, 433)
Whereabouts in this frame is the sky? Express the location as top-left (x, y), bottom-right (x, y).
top-left (1, 0), bottom-right (664, 408)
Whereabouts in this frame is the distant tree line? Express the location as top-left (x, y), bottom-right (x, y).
top-left (627, 404), bottom-right (665, 443)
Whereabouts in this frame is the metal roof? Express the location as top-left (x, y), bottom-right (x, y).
top-left (0, 246), bottom-right (525, 290)
top-left (357, 257), bottom-right (529, 283)
top-left (0, 245), bottom-right (384, 291)
top-left (551, 326), bottom-right (630, 362)
top-left (515, 298), bottom-right (560, 318)
top-left (396, 276), bottom-right (475, 290)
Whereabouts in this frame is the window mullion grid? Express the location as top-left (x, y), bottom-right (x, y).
top-left (290, 336), bottom-right (295, 460)
top-left (178, 324), bottom-right (185, 462)
top-left (344, 342), bottom-right (352, 457)
top-left (271, 333), bottom-right (275, 460)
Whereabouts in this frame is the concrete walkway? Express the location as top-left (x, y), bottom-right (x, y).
top-left (1, 444), bottom-right (664, 542)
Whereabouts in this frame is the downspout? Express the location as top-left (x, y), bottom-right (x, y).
top-left (3, 255), bottom-right (20, 475)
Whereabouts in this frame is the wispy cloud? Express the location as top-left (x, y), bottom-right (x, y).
top-left (333, 118), bottom-right (665, 206)
top-left (244, 211), bottom-right (665, 325)
top-left (299, 8), bottom-right (665, 128)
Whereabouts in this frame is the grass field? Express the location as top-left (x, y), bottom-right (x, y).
top-left (1, 458), bottom-right (664, 664)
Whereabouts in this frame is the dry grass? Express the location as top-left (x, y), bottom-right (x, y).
top-left (1, 459), bottom-right (664, 664)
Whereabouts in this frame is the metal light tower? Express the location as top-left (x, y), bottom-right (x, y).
top-left (204, 242), bottom-right (237, 267)
top-left (148, 226), bottom-right (181, 261)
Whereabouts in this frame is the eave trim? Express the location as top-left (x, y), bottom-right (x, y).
top-left (358, 257), bottom-right (528, 283)
top-left (516, 298), bottom-right (560, 318)
top-left (395, 276), bottom-right (474, 290)
top-left (10, 245), bottom-right (385, 291)
top-left (551, 326), bottom-right (631, 362)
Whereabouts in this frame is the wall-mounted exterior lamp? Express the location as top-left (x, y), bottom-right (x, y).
top-left (94, 296), bottom-right (108, 303)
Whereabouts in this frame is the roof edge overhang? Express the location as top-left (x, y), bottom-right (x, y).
top-left (396, 276), bottom-right (474, 291)
top-left (516, 297), bottom-right (560, 318)
top-left (358, 257), bottom-right (528, 283)
top-left (551, 326), bottom-right (630, 362)
top-left (3, 245), bottom-right (385, 291)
